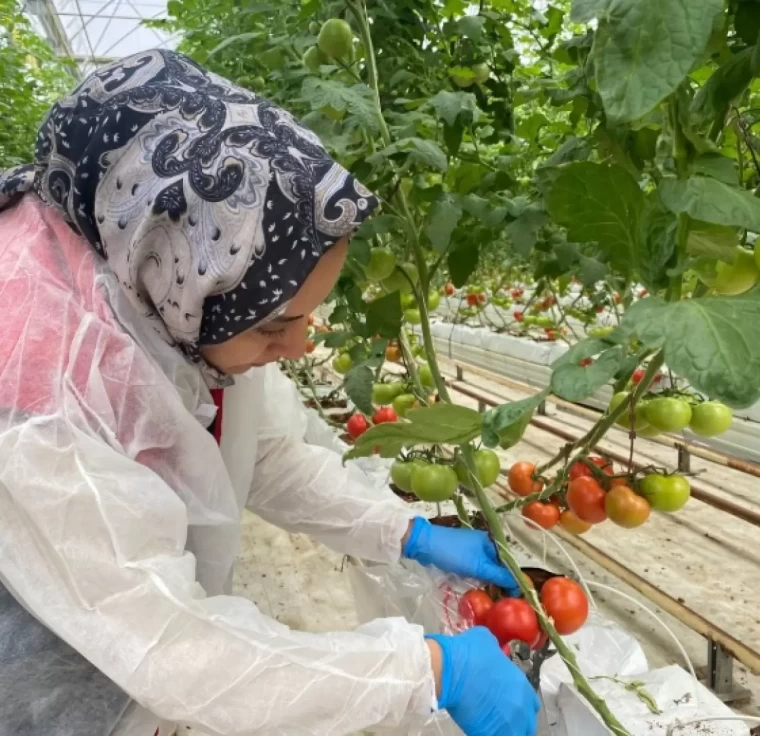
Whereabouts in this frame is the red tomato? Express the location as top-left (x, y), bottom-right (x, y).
top-left (486, 598), bottom-right (540, 647)
top-left (513, 310), bottom-right (524, 322)
top-left (532, 630), bottom-right (549, 651)
top-left (508, 461), bottom-right (543, 496)
top-left (522, 501), bottom-right (561, 530)
top-left (458, 589), bottom-right (494, 626)
top-left (545, 329), bottom-right (557, 341)
top-left (445, 283), bottom-right (456, 296)
top-left (579, 357), bottom-right (593, 367)
top-left (631, 369), bottom-right (646, 385)
top-left (501, 642), bottom-right (512, 657)
top-left (567, 476), bottom-right (607, 523)
top-left (385, 344), bottom-right (401, 362)
top-left (540, 577), bottom-right (589, 635)
top-left (305, 339), bottom-right (316, 354)
top-left (568, 456), bottom-right (612, 482)
top-left (639, 288), bottom-right (648, 298)
top-left (372, 407), bottom-right (398, 424)
top-left (466, 293), bottom-right (478, 306)
top-left (346, 413), bottom-right (370, 440)
top-left (477, 293), bottom-right (487, 303)
top-left (511, 288), bottom-right (524, 298)
top-left (595, 305), bottom-right (605, 313)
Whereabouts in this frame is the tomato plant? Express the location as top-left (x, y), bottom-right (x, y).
top-left (541, 578), bottom-right (589, 636)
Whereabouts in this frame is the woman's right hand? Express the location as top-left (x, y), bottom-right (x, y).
top-left (426, 628), bottom-right (540, 736)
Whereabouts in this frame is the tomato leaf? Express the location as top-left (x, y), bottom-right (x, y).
top-left (545, 162), bottom-right (644, 279)
top-left (429, 90), bottom-right (481, 127)
top-left (690, 47), bottom-right (756, 127)
top-left (368, 138), bottom-right (448, 172)
top-left (552, 337), bottom-right (622, 369)
top-left (343, 404), bottom-right (484, 460)
top-left (366, 291), bottom-right (402, 339)
top-left (481, 390), bottom-right (549, 448)
top-left (592, 0), bottom-right (723, 123)
top-left (639, 200), bottom-right (678, 291)
top-left (622, 291), bottom-right (760, 408)
top-left (506, 205), bottom-right (549, 257)
top-left (425, 194), bottom-right (463, 253)
top-left (551, 346), bottom-right (625, 401)
top-left (344, 365), bottom-right (375, 416)
top-left (314, 330), bottom-right (352, 348)
top-left (300, 78), bottom-right (379, 132)
top-left (660, 176), bottom-right (760, 232)
top-left (686, 221), bottom-right (738, 263)
top-left (570, 0), bottom-right (610, 24)
top-left (448, 243), bottom-right (480, 287)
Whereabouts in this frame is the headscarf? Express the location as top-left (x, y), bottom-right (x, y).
top-left (0, 50), bottom-right (377, 368)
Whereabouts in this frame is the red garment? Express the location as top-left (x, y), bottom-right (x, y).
top-left (209, 388), bottom-right (224, 445)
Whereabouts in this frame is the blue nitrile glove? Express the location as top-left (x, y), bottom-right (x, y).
top-left (403, 516), bottom-right (519, 595)
top-left (427, 628), bottom-right (540, 736)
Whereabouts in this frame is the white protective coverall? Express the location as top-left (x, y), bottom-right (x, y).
top-left (0, 195), bottom-right (436, 735)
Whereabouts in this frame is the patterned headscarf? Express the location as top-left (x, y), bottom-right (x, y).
top-left (0, 50), bottom-right (377, 364)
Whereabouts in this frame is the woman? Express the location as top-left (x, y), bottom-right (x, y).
top-left (0, 50), bottom-right (539, 736)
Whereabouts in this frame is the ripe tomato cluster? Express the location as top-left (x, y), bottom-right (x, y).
top-left (458, 576), bottom-right (589, 650)
top-left (507, 457), bottom-right (691, 534)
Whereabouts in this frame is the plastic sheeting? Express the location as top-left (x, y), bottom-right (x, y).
top-left (0, 196), bottom-right (438, 735)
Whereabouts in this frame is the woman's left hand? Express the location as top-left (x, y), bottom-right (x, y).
top-left (402, 517), bottom-right (519, 595)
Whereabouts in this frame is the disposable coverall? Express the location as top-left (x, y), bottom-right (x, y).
top-left (0, 195), bottom-right (435, 735)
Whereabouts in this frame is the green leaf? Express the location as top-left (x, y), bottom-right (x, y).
top-left (344, 404), bottom-right (484, 460)
top-left (545, 162), bottom-right (645, 278)
top-left (481, 391), bottom-right (549, 448)
top-left (622, 292), bottom-right (760, 408)
top-left (660, 176), bottom-right (760, 232)
top-left (355, 214), bottom-right (405, 239)
top-left (593, 0), bottom-right (724, 123)
top-left (425, 194), bottom-right (463, 254)
top-left (571, 0), bottom-right (610, 23)
top-left (316, 330), bottom-right (352, 348)
top-left (300, 78), bottom-right (379, 132)
top-left (693, 154), bottom-right (739, 186)
top-left (348, 238), bottom-right (371, 266)
top-left (462, 195), bottom-right (509, 228)
top-left (448, 244), bottom-right (480, 287)
top-left (736, 2), bottom-right (760, 46)
top-left (429, 90), bottom-right (481, 127)
top-left (686, 221), bottom-right (738, 263)
top-left (366, 291), bottom-right (402, 339)
top-left (208, 31), bottom-right (260, 58)
top-left (552, 337), bottom-right (622, 369)
top-left (368, 138), bottom-right (448, 172)
top-left (639, 199), bottom-right (678, 291)
top-left (506, 205), bottom-right (549, 257)
top-left (578, 255), bottom-right (609, 286)
top-left (552, 346), bottom-right (625, 401)
top-left (329, 304), bottom-right (349, 324)
top-left (344, 365), bottom-right (374, 416)
top-left (453, 15), bottom-right (485, 42)
top-left (691, 47), bottom-right (756, 127)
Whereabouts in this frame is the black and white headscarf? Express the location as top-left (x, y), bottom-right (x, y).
top-left (0, 50), bottom-right (377, 365)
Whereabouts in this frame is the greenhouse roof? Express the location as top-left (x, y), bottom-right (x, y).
top-left (23, 0), bottom-right (179, 77)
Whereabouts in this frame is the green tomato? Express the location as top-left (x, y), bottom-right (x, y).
top-left (456, 449), bottom-right (502, 489)
top-left (609, 392), bottom-right (650, 431)
top-left (302, 46), bottom-right (327, 73)
top-left (522, 315), bottom-right (538, 326)
top-left (638, 474), bottom-right (691, 513)
top-left (392, 393), bottom-right (417, 417)
top-left (400, 293), bottom-right (416, 309)
top-left (643, 397), bottom-right (693, 432)
top-left (308, 21), bottom-right (320, 35)
top-left (535, 316), bottom-right (555, 328)
top-left (419, 363), bottom-right (435, 388)
top-left (332, 353), bottom-right (353, 375)
top-left (364, 247), bottom-right (397, 281)
top-left (317, 18), bottom-right (354, 60)
top-left (714, 247), bottom-right (760, 296)
top-left (372, 382), bottom-right (404, 405)
top-left (381, 265), bottom-right (419, 295)
top-left (472, 62), bottom-right (490, 84)
top-left (450, 69), bottom-right (475, 88)
top-left (427, 290), bottom-right (441, 311)
top-left (689, 401), bottom-right (733, 437)
top-left (391, 460), bottom-right (425, 493)
top-left (411, 463), bottom-right (459, 502)
top-left (588, 326), bottom-right (614, 339)
top-left (636, 423), bottom-right (661, 439)
top-left (404, 308), bottom-right (422, 325)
